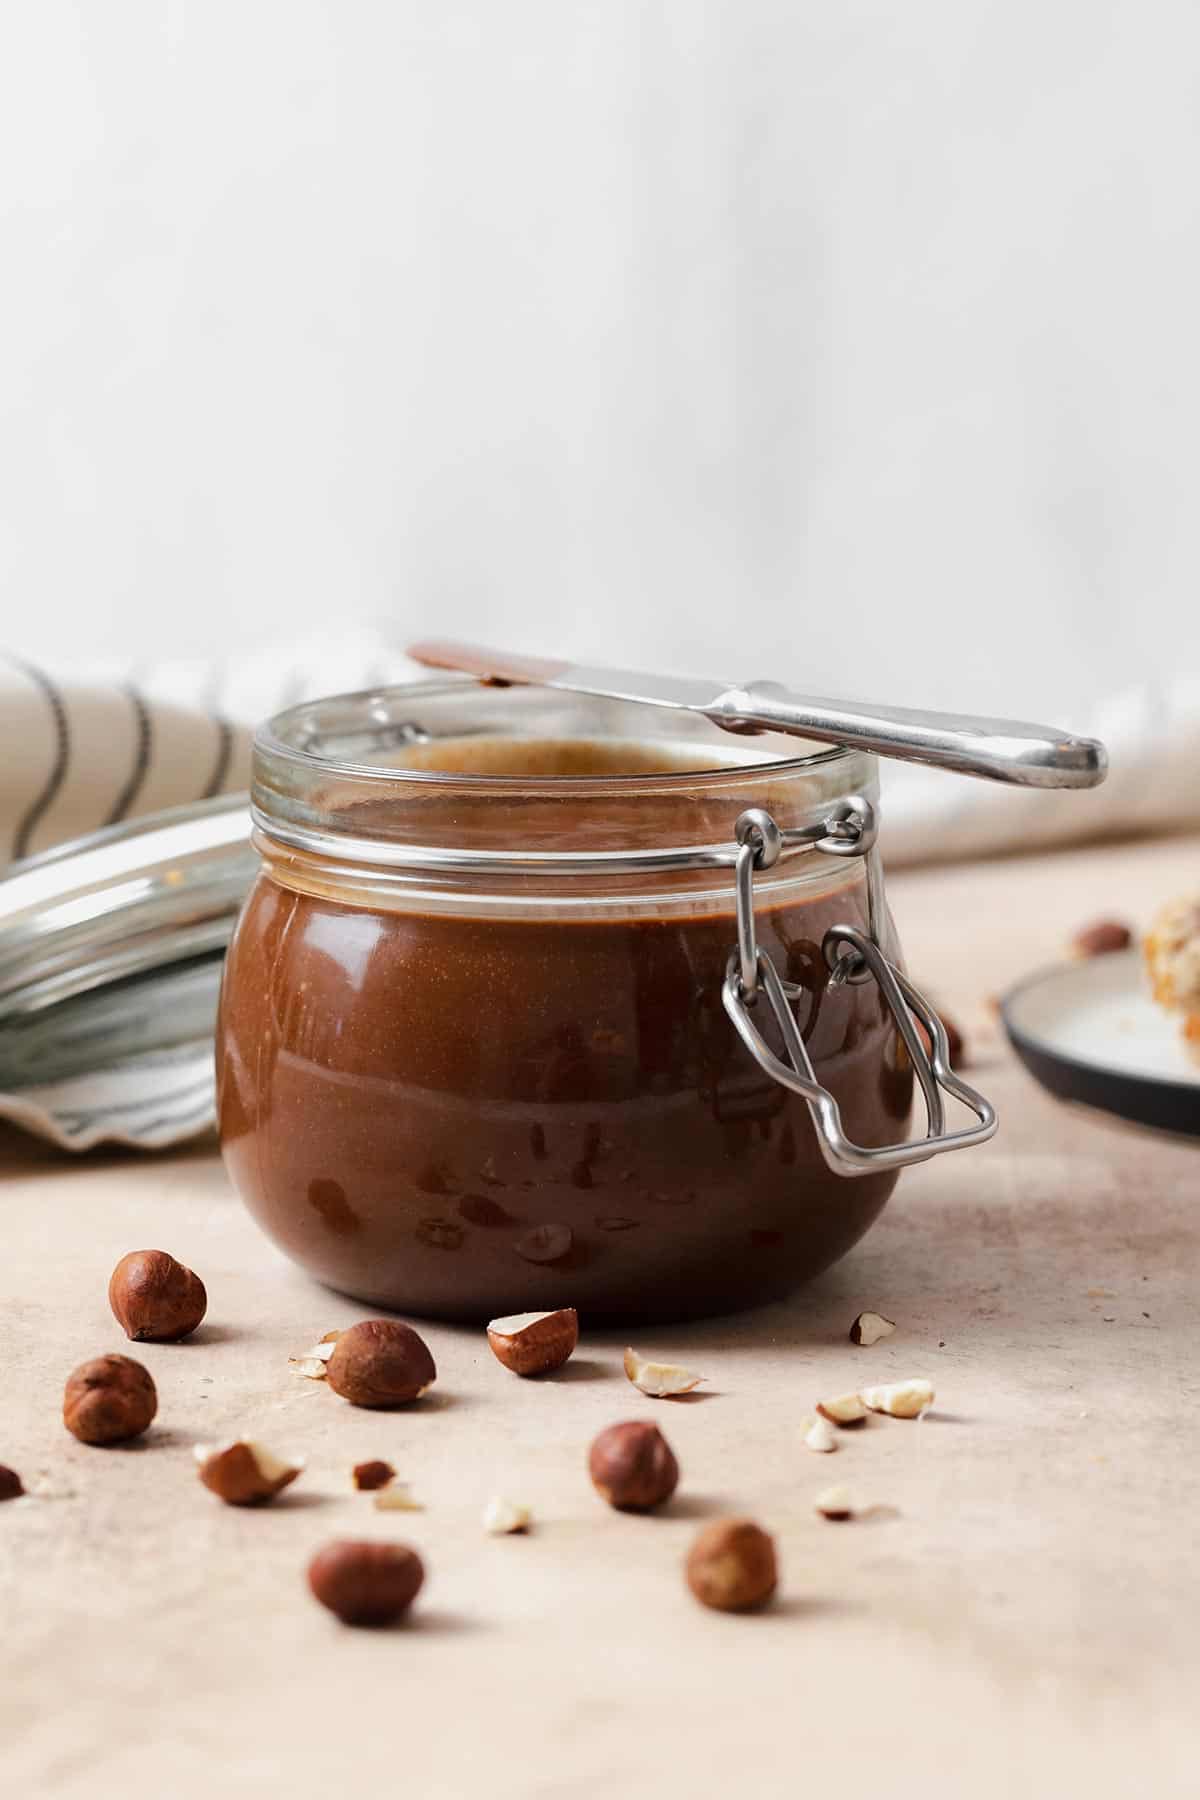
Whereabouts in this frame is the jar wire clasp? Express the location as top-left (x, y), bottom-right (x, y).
top-left (722, 808), bottom-right (998, 1178)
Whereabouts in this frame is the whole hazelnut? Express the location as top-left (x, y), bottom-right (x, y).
top-left (685, 1517), bottom-right (778, 1613)
top-left (0, 1464), bottom-right (24, 1501)
top-left (588, 1420), bottom-right (679, 1512)
top-left (63, 1355), bottom-right (157, 1445)
top-left (486, 1308), bottom-right (578, 1377)
top-left (307, 1539), bottom-right (425, 1626)
top-left (1072, 918), bottom-right (1133, 958)
top-left (108, 1249), bottom-right (207, 1343)
top-left (325, 1320), bottom-right (437, 1408)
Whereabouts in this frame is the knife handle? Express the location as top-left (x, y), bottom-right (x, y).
top-left (714, 684), bottom-right (1107, 789)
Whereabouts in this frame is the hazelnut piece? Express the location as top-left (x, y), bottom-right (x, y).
top-left (0, 1464), bottom-right (24, 1502)
top-left (816, 1392), bottom-right (867, 1427)
top-left (861, 1378), bottom-right (935, 1419)
top-left (685, 1517), bottom-right (778, 1613)
top-left (589, 1419), bottom-right (679, 1511)
top-left (289, 1332), bottom-right (341, 1379)
top-left (486, 1308), bottom-right (578, 1377)
top-left (622, 1346), bottom-right (704, 1398)
top-left (108, 1249), bottom-right (207, 1343)
top-left (849, 1310), bottom-right (895, 1347)
top-left (307, 1539), bottom-right (425, 1627)
top-left (803, 1415), bottom-right (837, 1453)
top-left (372, 1483), bottom-right (423, 1512)
top-left (814, 1484), bottom-right (856, 1520)
top-left (194, 1440), bottom-right (303, 1506)
top-left (1072, 918), bottom-right (1133, 958)
top-left (353, 1459), bottom-right (396, 1492)
top-left (63, 1354), bottom-right (157, 1445)
top-left (483, 1495), bottom-right (532, 1535)
top-left (325, 1320), bottom-right (436, 1408)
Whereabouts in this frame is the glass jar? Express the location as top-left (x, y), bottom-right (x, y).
top-left (216, 680), bottom-right (988, 1322)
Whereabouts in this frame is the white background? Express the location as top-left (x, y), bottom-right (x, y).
top-left (0, 1), bottom-right (1196, 724)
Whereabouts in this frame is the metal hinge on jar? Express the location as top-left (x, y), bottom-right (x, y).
top-left (722, 806), bottom-right (997, 1177)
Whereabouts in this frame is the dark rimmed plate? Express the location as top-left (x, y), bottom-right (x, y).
top-left (1002, 950), bottom-right (1200, 1137)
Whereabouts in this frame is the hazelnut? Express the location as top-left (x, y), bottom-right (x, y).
top-left (1072, 918), bottom-right (1133, 958)
top-left (622, 1346), bottom-right (704, 1398)
top-left (307, 1539), bottom-right (425, 1627)
top-left (588, 1420), bottom-right (679, 1511)
top-left (63, 1354), bottom-right (157, 1444)
top-left (816, 1392), bottom-right (867, 1426)
top-left (486, 1308), bottom-right (578, 1377)
top-left (108, 1249), bottom-right (207, 1343)
top-left (353, 1459), bottom-right (397, 1492)
top-left (849, 1310), bottom-right (895, 1347)
top-left (483, 1495), bottom-right (532, 1535)
top-left (685, 1518), bottom-right (778, 1613)
top-left (814, 1484), bottom-right (856, 1520)
top-left (194, 1440), bottom-right (303, 1505)
top-left (861, 1378), bottom-right (935, 1418)
top-left (0, 1464), bottom-right (24, 1502)
top-left (325, 1320), bottom-right (436, 1408)
top-left (802, 1415), bottom-right (837, 1453)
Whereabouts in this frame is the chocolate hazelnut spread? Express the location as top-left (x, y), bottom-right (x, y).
top-left (217, 734), bottom-right (912, 1322)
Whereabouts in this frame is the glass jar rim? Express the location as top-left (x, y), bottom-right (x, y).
top-left (251, 679), bottom-right (874, 887)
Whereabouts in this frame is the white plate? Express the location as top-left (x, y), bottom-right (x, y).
top-left (1002, 950), bottom-right (1200, 1136)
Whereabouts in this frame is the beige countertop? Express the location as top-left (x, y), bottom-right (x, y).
top-left (2, 833), bottom-right (1198, 1798)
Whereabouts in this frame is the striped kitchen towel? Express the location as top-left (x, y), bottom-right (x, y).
top-left (1, 631), bottom-right (424, 872)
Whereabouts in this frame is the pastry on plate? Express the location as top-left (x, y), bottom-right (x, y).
top-left (1144, 894), bottom-right (1200, 1063)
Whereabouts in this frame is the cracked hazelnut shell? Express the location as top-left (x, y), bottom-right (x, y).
top-left (63, 1354), bottom-right (157, 1445)
top-left (588, 1419), bottom-right (679, 1511)
top-left (108, 1249), bottom-right (207, 1343)
top-left (325, 1320), bottom-right (436, 1408)
top-left (0, 1464), bottom-right (24, 1501)
top-left (307, 1539), bottom-right (425, 1626)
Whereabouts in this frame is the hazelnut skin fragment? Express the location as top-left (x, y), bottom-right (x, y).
top-left (0, 1464), bottom-right (24, 1501)
top-left (353, 1459), bottom-right (397, 1492)
top-left (108, 1249), bottom-right (207, 1343)
top-left (686, 1518), bottom-right (778, 1613)
top-left (325, 1320), bottom-right (436, 1408)
top-left (194, 1441), bottom-right (303, 1506)
top-left (486, 1308), bottom-right (578, 1377)
top-left (589, 1420), bottom-right (679, 1512)
top-left (63, 1355), bottom-right (157, 1445)
top-left (307, 1539), bottom-right (425, 1627)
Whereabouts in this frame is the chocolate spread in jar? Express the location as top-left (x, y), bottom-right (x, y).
top-left (216, 737), bottom-right (912, 1323)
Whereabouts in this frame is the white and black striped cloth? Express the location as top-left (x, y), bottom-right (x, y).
top-left (1, 632), bottom-right (426, 873)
